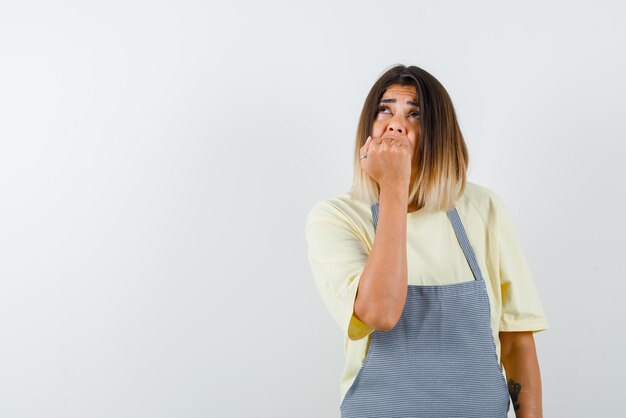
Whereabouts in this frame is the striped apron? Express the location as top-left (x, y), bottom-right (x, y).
top-left (340, 202), bottom-right (510, 417)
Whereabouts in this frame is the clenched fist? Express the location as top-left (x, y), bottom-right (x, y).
top-left (360, 134), bottom-right (412, 190)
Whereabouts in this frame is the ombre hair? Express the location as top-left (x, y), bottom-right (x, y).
top-left (349, 64), bottom-right (469, 212)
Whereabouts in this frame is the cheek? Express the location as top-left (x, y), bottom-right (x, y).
top-left (410, 128), bottom-right (421, 144)
top-left (371, 122), bottom-right (385, 136)
top-left (409, 136), bottom-right (419, 153)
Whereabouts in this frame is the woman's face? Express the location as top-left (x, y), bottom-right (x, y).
top-left (371, 83), bottom-right (421, 162)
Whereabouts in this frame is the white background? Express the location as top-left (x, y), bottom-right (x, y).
top-left (1, 1), bottom-right (624, 417)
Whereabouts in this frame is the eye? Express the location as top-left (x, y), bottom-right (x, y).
top-left (377, 105), bottom-right (421, 119)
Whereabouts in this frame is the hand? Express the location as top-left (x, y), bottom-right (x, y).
top-left (359, 134), bottom-right (412, 190)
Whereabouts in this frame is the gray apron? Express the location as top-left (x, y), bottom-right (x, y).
top-left (340, 202), bottom-right (510, 417)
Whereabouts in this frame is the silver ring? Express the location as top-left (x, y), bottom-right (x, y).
top-left (360, 154), bottom-right (367, 160)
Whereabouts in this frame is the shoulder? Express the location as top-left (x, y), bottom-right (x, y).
top-left (305, 191), bottom-right (372, 229)
top-left (304, 192), bottom-right (375, 248)
top-left (457, 181), bottom-right (508, 226)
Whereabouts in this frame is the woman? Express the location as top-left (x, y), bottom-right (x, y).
top-left (305, 64), bottom-right (549, 417)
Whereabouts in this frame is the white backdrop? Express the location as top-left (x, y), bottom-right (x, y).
top-left (1, 1), bottom-right (624, 417)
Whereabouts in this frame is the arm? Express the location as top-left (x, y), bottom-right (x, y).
top-left (354, 184), bottom-right (409, 331)
top-left (499, 331), bottom-right (544, 418)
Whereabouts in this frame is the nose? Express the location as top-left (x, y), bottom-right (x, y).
top-left (386, 117), bottom-right (406, 135)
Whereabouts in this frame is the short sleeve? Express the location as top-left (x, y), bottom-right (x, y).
top-left (305, 201), bottom-right (375, 341)
top-left (495, 194), bottom-right (550, 334)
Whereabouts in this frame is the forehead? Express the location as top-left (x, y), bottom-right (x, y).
top-left (381, 84), bottom-right (417, 100)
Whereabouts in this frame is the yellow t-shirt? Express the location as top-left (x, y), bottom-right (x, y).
top-left (304, 181), bottom-right (549, 405)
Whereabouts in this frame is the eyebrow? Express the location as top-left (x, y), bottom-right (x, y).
top-left (380, 98), bottom-right (419, 107)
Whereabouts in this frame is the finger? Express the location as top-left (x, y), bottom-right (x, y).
top-left (359, 137), bottom-right (367, 155)
top-left (360, 135), bottom-right (373, 154)
top-left (385, 136), bottom-right (408, 148)
top-left (381, 137), bottom-right (395, 146)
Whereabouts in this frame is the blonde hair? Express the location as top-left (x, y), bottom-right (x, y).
top-left (349, 64), bottom-right (469, 212)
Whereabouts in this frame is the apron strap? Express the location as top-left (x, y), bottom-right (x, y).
top-left (370, 202), bottom-right (484, 282)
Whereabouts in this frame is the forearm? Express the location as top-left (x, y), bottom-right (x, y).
top-left (500, 334), bottom-right (544, 418)
top-left (355, 184), bottom-right (408, 330)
